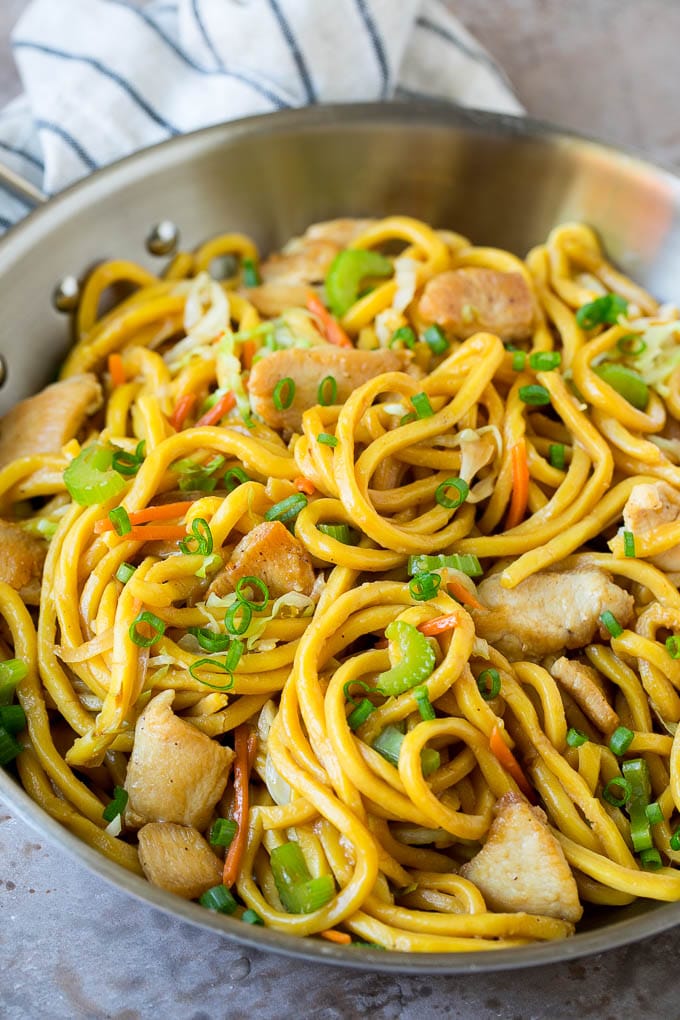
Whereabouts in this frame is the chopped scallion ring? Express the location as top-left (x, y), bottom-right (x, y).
top-left (241, 908), bottom-right (264, 925)
top-left (223, 467), bottom-right (250, 493)
top-left (108, 506), bottom-right (132, 536)
top-left (235, 575), bottom-right (269, 611)
top-left (209, 817), bottom-right (238, 848)
top-left (609, 725), bottom-right (635, 756)
top-left (435, 478), bottom-right (469, 509)
top-left (411, 392), bottom-right (434, 419)
top-left (188, 626), bottom-right (232, 653)
top-left (566, 728), bottom-right (589, 748)
top-left (529, 351), bottom-right (561, 371)
top-left (317, 432), bottom-right (338, 447)
top-left (102, 785), bottom-right (128, 823)
top-left (199, 884), bottom-right (239, 914)
top-left (343, 679), bottom-right (373, 706)
top-left (576, 293), bottom-right (628, 329)
top-left (179, 518), bottom-right (214, 556)
top-left (623, 530), bottom-right (636, 558)
top-left (423, 324), bottom-right (448, 355)
top-left (512, 350), bottom-right (527, 372)
top-left (317, 375), bottom-right (337, 406)
top-left (188, 658), bottom-right (235, 691)
top-left (264, 494), bottom-right (308, 525)
top-left (645, 802), bottom-right (664, 826)
top-left (413, 685), bottom-right (435, 720)
top-left (347, 699), bottom-right (375, 731)
top-left (600, 610), bottom-right (623, 638)
top-left (225, 601), bottom-right (252, 636)
top-left (115, 562), bottom-right (136, 584)
top-left (617, 334), bottom-right (647, 357)
top-left (548, 443), bottom-right (566, 470)
top-left (602, 776), bottom-right (632, 807)
top-left (666, 635), bottom-right (680, 659)
top-left (390, 326), bottom-right (416, 349)
top-left (129, 611), bottom-right (166, 647)
top-left (273, 377), bottom-right (296, 411)
top-left (400, 412), bottom-right (417, 426)
top-left (519, 384), bottom-right (551, 406)
top-left (640, 848), bottom-right (663, 870)
top-left (0, 659), bottom-right (28, 707)
top-left (0, 725), bottom-right (22, 766)
top-left (318, 522), bottom-right (354, 544)
top-left (241, 257), bottom-right (260, 287)
top-left (112, 440), bottom-right (146, 477)
top-left (409, 572), bottom-right (441, 601)
top-left (0, 704), bottom-right (25, 735)
top-left (476, 668), bottom-right (501, 701)
top-left (408, 553), bottom-right (482, 577)
top-left (670, 827), bottom-right (680, 852)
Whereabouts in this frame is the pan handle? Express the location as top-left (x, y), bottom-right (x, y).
top-left (0, 160), bottom-right (47, 208)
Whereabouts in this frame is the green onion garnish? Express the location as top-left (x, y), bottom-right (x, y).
top-left (129, 611), bottom-right (166, 647)
top-left (372, 724), bottom-right (440, 776)
top-left (347, 699), bottom-right (375, 730)
top-left (0, 659), bottom-right (28, 706)
top-left (666, 636), bottom-right (680, 659)
top-left (102, 785), bottom-right (128, 823)
top-left (0, 726), bottom-right (22, 766)
top-left (210, 818), bottom-right (238, 848)
top-left (317, 432), bottom-right (338, 447)
top-left (318, 523), bottom-right (353, 544)
top-left (264, 494), bottom-right (308, 525)
top-left (519, 384), bottom-right (551, 406)
top-left (623, 530), bottom-right (636, 558)
top-left (529, 351), bottom-right (561, 371)
top-left (112, 440), bottom-right (146, 477)
top-left (269, 842), bottom-right (336, 914)
top-left (600, 610), bottom-right (623, 638)
top-left (242, 257), bottom-right (260, 287)
top-left (646, 802), bottom-right (664, 826)
top-left (343, 679), bottom-right (373, 705)
top-left (476, 668), bottom-right (501, 701)
top-left (199, 884), bottom-right (239, 914)
top-left (223, 467), bottom-right (250, 493)
top-left (391, 326), bottom-right (416, 349)
top-left (566, 728), bottom-right (589, 748)
top-left (413, 685), bottom-right (435, 720)
top-left (435, 478), bottom-right (469, 509)
top-left (640, 847), bottom-right (663, 870)
top-left (241, 908), bottom-right (264, 925)
top-left (617, 335), bottom-right (647, 357)
top-left (317, 375), bottom-right (338, 406)
top-left (179, 518), bottom-right (214, 556)
top-left (223, 639), bottom-right (244, 672)
top-left (576, 294), bottom-right (628, 329)
top-left (411, 392), bottom-right (434, 419)
top-left (225, 601), bottom-right (252, 636)
top-left (512, 351), bottom-right (527, 372)
top-left (188, 627), bottom-right (232, 653)
top-left (670, 828), bottom-right (680, 852)
top-left (108, 506), bottom-right (132, 536)
top-left (273, 377), bottom-right (296, 411)
top-left (602, 776), bottom-right (632, 807)
top-left (188, 658), bottom-right (235, 691)
top-left (400, 412), bottom-right (417, 426)
top-left (610, 726), bottom-right (635, 756)
top-left (593, 363), bottom-right (649, 410)
top-left (116, 562), bottom-right (136, 584)
top-left (423, 324), bottom-right (448, 356)
top-left (622, 758), bottom-right (654, 852)
top-left (548, 443), bottom-right (566, 470)
top-left (407, 553), bottom-right (482, 578)
top-left (0, 704), bottom-right (25, 734)
top-left (409, 572), bottom-right (441, 602)
top-left (235, 575), bottom-right (269, 611)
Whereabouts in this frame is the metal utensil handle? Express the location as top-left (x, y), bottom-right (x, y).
top-left (0, 160), bottom-right (47, 207)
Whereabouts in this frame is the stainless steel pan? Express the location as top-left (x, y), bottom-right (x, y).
top-left (1, 101), bottom-right (680, 972)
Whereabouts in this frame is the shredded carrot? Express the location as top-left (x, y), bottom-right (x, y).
top-left (127, 524), bottom-right (187, 542)
top-left (169, 393), bottom-right (196, 431)
top-left (320, 929), bottom-right (352, 945)
top-left (295, 475), bottom-right (315, 495)
top-left (107, 353), bottom-right (126, 388)
top-left (306, 291), bottom-right (353, 349)
top-left (489, 725), bottom-right (536, 803)
top-left (223, 725), bottom-right (257, 887)
top-left (505, 439), bottom-right (529, 531)
top-left (242, 339), bottom-right (256, 371)
top-left (446, 579), bottom-right (485, 611)
top-left (195, 390), bottom-right (236, 428)
top-left (418, 614), bottom-right (458, 637)
top-left (94, 500), bottom-right (195, 533)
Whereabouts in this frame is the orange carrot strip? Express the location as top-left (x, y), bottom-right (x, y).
top-left (418, 614), bottom-right (457, 637)
top-left (320, 929), bottom-right (352, 945)
top-left (107, 353), bottom-right (126, 387)
top-left (223, 726), bottom-right (257, 887)
top-left (306, 291), bottom-right (353, 349)
top-left (242, 339), bottom-right (256, 371)
top-left (446, 579), bottom-right (485, 611)
top-left (295, 476), bottom-right (315, 495)
top-left (94, 500), bottom-right (195, 533)
top-left (489, 725), bottom-right (536, 803)
top-left (195, 390), bottom-right (236, 428)
top-left (505, 439), bottom-right (529, 531)
top-left (169, 393), bottom-right (196, 431)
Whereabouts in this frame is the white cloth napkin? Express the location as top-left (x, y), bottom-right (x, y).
top-left (0, 0), bottom-right (521, 231)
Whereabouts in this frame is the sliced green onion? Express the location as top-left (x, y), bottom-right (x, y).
top-left (116, 562), bottom-right (136, 584)
top-left (325, 249), bottom-right (392, 317)
top-left (512, 350), bottom-right (527, 372)
top-left (640, 847), bottom-right (662, 870)
top-left (609, 725), bottom-right (635, 755)
top-left (372, 724), bottom-right (440, 776)
top-left (411, 392), bottom-right (434, 419)
top-left (317, 375), bottom-right (338, 406)
top-left (548, 443), bottom-right (566, 470)
top-left (235, 575), bottom-right (269, 611)
top-left (223, 467), bottom-right (250, 493)
top-left (188, 658), bottom-right (235, 691)
top-left (179, 518), bottom-right (214, 556)
top-left (423, 324), bottom-right (448, 355)
top-left (176, 454), bottom-right (226, 493)
top-left (264, 494), bottom-right (308, 525)
top-left (225, 601), bottom-right (252, 636)
top-left (435, 478), bottom-right (469, 509)
top-left (593, 363), bottom-right (649, 410)
top-left (317, 432), bottom-right (338, 447)
top-left (241, 908), bottom-right (264, 925)
top-left (376, 620), bottom-right (436, 697)
top-left (476, 668), bottom-right (501, 701)
top-left (63, 443), bottom-right (127, 506)
top-left (409, 572), bottom-right (441, 602)
top-left (108, 506), bottom-right (132, 536)
top-left (600, 610), bottom-right (623, 638)
top-left (623, 530), bottom-right (636, 558)
top-left (519, 384), bottom-right (551, 406)
top-left (199, 884), bottom-right (239, 914)
top-left (102, 785), bottom-right (128, 823)
top-left (413, 685), bottom-right (435, 721)
top-left (566, 727), bottom-right (589, 748)
top-left (129, 611), bottom-right (165, 647)
top-left (347, 699), bottom-right (375, 731)
top-left (400, 412), bottom-right (417, 426)
top-left (576, 294), bottom-right (628, 329)
top-left (189, 627), bottom-right (232, 653)
top-left (622, 757), bottom-right (653, 852)
top-left (0, 659), bottom-right (28, 706)
top-left (666, 636), bottom-right (680, 659)
top-left (646, 802), bottom-right (664, 826)
top-left (269, 841), bottom-right (336, 914)
top-left (529, 351), bottom-right (561, 371)
top-left (318, 523), bottom-right (353, 544)
top-left (602, 776), bottom-right (632, 807)
top-left (242, 257), bottom-right (260, 287)
top-left (670, 828), bottom-right (680, 852)
top-left (0, 725), bottom-right (22, 766)
top-left (112, 440), bottom-right (146, 477)
top-left (210, 818), bottom-right (238, 848)
top-left (343, 679), bottom-right (374, 706)
top-left (617, 334), bottom-right (647, 357)
top-left (273, 377), bottom-right (296, 411)
top-left (407, 553), bottom-right (482, 578)
top-left (223, 639), bottom-right (244, 672)
top-left (390, 326), bottom-right (416, 349)
top-left (0, 704), bottom-right (25, 735)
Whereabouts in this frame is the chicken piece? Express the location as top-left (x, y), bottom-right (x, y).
top-left (472, 568), bottom-right (634, 661)
top-left (124, 690), bottom-right (234, 830)
top-left (622, 481), bottom-right (680, 571)
top-left (137, 822), bottom-right (223, 900)
top-left (259, 218), bottom-right (374, 285)
top-left (419, 267), bottom-right (534, 341)
top-left (550, 656), bottom-right (619, 735)
top-left (0, 374), bottom-right (102, 469)
top-left (208, 520), bottom-right (315, 600)
top-left (0, 520), bottom-right (46, 599)
top-left (460, 793), bottom-right (582, 923)
top-left (245, 283), bottom-right (312, 319)
top-left (248, 346), bottom-right (411, 431)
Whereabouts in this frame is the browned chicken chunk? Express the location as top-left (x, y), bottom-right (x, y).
top-left (550, 656), bottom-right (619, 735)
top-left (460, 793), bottom-right (582, 923)
top-left (248, 346), bottom-right (411, 431)
top-left (137, 822), bottom-right (223, 899)
top-left (419, 267), bottom-right (534, 341)
top-left (0, 373), bottom-right (102, 469)
top-left (0, 520), bottom-right (46, 599)
top-left (472, 568), bottom-right (634, 661)
top-left (124, 690), bottom-right (234, 830)
top-left (622, 481), bottom-right (680, 571)
top-left (208, 520), bottom-right (315, 600)
top-left (259, 219), bottom-right (374, 285)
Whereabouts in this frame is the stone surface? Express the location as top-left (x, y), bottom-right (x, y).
top-left (1, 2), bottom-right (680, 1017)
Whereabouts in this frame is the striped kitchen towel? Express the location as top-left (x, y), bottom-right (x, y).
top-left (0, 0), bottom-right (522, 231)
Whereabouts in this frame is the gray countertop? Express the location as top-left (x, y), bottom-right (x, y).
top-left (1, 2), bottom-right (679, 1017)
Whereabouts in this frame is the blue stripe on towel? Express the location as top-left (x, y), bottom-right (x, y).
top-left (34, 118), bottom-right (98, 171)
top-left (0, 140), bottom-right (44, 173)
top-left (353, 0), bottom-right (389, 99)
top-left (190, 0), bottom-right (225, 70)
top-left (267, 0), bottom-right (316, 103)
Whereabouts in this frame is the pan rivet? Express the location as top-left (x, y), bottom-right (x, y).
top-left (53, 275), bottom-right (81, 313)
top-left (146, 220), bottom-right (180, 256)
